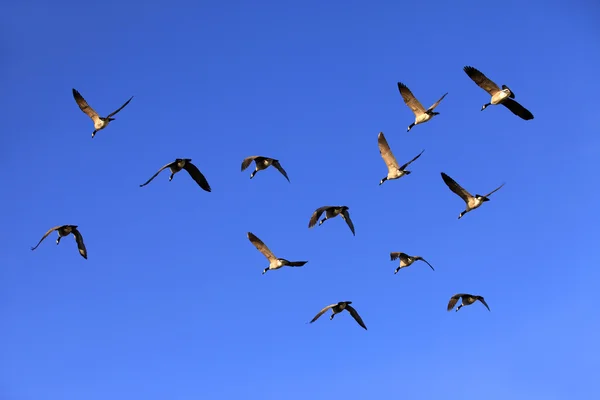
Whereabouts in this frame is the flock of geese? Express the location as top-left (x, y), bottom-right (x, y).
top-left (30, 66), bottom-right (534, 331)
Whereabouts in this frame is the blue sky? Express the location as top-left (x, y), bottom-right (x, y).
top-left (1, 0), bottom-right (599, 399)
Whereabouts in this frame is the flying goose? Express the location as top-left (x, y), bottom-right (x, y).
top-left (390, 252), bottom-right (434, 274)
top-left (241, 156), bottom-right (290, 182)
top-left (447, 293), bottom-right (490, 312)
top-left (72, 88), bottom-right (134, 138)
top-left (377, 132), bottom-right (424, 185)
top-left (308, 206), bottom-right (355, 236)
top-left (247, 232), bottom-right (308, 274)
top-left (139, 158), bottom-right (212, 192)
top-left (31, 225), bottom-right (87, 259)
top-left (397, 82), bottom-right (448, 132)
top-left (441, 172), bottom-right (504, 219)
top-left (463, 66), bottom-right (534, 120)
top-left (309, 301), bottom-right (367, 330)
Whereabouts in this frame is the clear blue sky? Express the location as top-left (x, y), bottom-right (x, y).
top-left (2, 1), bottom-right (599, 399)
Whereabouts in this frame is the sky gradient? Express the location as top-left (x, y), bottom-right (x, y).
top-left (2, 1), bottom-right (599, 399)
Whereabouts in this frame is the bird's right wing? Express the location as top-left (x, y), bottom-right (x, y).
top-left (441, 172), bottom-right (473, 203)
top-left (501, 98), bottom-right (534, 120)
top-left (377, 132), bottom-right (399, 171)
top-left (397, 82), bottom-right (426, 115)
top-left (427, 92), bottom-right (448, 111)
top-left (399, 149), bottom-right (425, 171)
top-left (308, 206), bottom-right (331, 228)
top-left (390, 252), bottom-right (407, 261)
top-left (139, 161), bottom-right (175, 187)
top-left (241, 156), bottom-right (259, 171)
top-left (447, 294), bottom-right (466, 311)
top-left (72, 89), bottom-right (100, 123)
top-left (247, 232), bottom-right (276, 262)
top-left (272, 160), bottom-right (290, 182)
top-left (483, 182), bottom-right (505, 198)
top-left (183, 162), bottom-right (212, 192)
top-left (478, 297), bottom-right (491, 311)
top-left (340, 209), bottom-right (355, 236)
top-left (346, 305), bottom-right (367, 330)
top-left (106, 96), bottom-right (134, 118)
top-left (463, 66), bottom-right (500, 95)
top-left (309, 304), bottom-right (335, 323)
top-left (31, 226), bottom-right (61, 250)
top-left (72, 228), bottom-right (88, 259)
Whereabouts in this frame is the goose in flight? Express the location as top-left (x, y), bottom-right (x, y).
top-left (31, 225), bottom-right (87, 259)
top-left (377, 132), bottom-right (424, 185)
top-left (241, 156), bottom-right (290, 182)
top-left (308, 206), bottom-right (355, 236)
top-left (247, 232), bottom-right (308, 274)
top-left (441, 172), bottom-right (504, 219)
top-left (72, 88), bottom-right (134, 138)
top-left (390, 252), bottom-right (434, 274)
top-left (139, 158), bottom-right (212, 192)
top-left (463, 66), bottom-right (534, 120)
top-left (309, 301), bottom-right (367, 330)
top-left (447, 293), bottom-right (490, 312)
top-left (397, 82), bottom-right (448, 132)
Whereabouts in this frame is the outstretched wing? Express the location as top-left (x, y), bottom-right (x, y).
top-left (397, 82), bottom-right (426, 115)
top-left (390, 252), bottom-right (408, 262)
top-left (377, 132), bottom-right (399, 171)
top-left (399, 149), bottom-right (425, 171)
top-left (72, 89), bottom-right (100, 123)
top-left (441, 172), bottom-right (473, 203)
top-left (309, 304), bottom-right (336, 323)
top-left (241, 156), bottom-right (260, 171)
top-left (287, 260), bottom-right (308, 267)
top-left (183, 162), bottom-right (212, 192)
top-left (272, 160), bottom-right (290, 182)
top-left (477, 297), bottom-right (491, 311)
top-left (418, 257), bottom-right (435, 271)
top-left (247, 232), bottom-right (276, 262)
top-left (139, 161), bottom-right (175, 187)
top-left (340, 209), bottom-right (355, 236)
top-left (31, 226), bottom-right (62, 250)
top-left (501, 98), bottom-right (534, 120)
top-left (483, 182), bottom-right (505, 198)
top-left (308, 206), bottom-right (331, 228)
top-left (345, 305), bottom-right (367, 330)
top-left (106, 96), bottom-right (134, 118)
top-left (463, 66), bottom-right (501, 95)
top-left (427, 92), bottom-right (448, 111)
top-left (72, 228), bottom-right (88, 259)
top-left (447, 294), bottom-right (466, 311)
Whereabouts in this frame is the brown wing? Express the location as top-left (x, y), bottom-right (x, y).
top-left (345, 305), bottom-right (367, 330)
top-left (309, 304), bottom-right (336, 323)
top-left (483, 182), bottom-right (505, 198)
top-left (31, 225), bottom-right (63, 250)
top-left (427, 92), bottom-right (448, 111)
top-left (501, 98), bottom-right (534, 120)
top-left (272, 160), bottom-right (290, 182)
top-left (72, 89), bottom-right (100, 123)
top-left (247, 232), bottom-right (276, 262)
top-left (399, 149), bottom-right (425, 171)
top-left (397, 82), bottom-right (426, 115)
top-left (441, 172), bottom-right (473, 203)
top-left (340, 209), bottom-right (355, 236)
top-left (390, 252), bottom-right (408, 262)
top-left (183, 162), bottom-right (212, 192)
top-left (241, 156), bottom-right (260, 171)
top-left (447, 294), bottom-right (466, 311)
top-left (308, 206), bottom-right (331, 228)
top-left (477, 297), bottom-right (491, 311)
top-left (139, 161), bottom-right (177, 187)
top-left (72, 227), bottom-right (88, 259)
top-left (377, 132), bottom-right (400, 172)
top-left (463, 66), bottom-right (501, 95)
top-left (418, 257), bottom-right (435, 271)
top-left (106, 96), bottom-right (134, 118)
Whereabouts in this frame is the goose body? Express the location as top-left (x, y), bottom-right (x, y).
top-left (308, 205), bottom-right (355, 236)
top-left (377, 132), bottom-right (424, 185)
top-left (390, 252), bottom-right (434, 274)
top-left (309, 301), bottom-right (367, 330)
top-left (241, 156), bottom-right (290, 182)
top-left (463, 66), bottom-right (534, 120)
top-left (441, 172), bottom-right (504, 219)
top-left (139, 158), bottom-right (212, 192)
top-left (397, 82), bottom-right (448, 132)
top-left (247, 232), bottom-right (308, 274)
top-left (72, 88), bottom-right (134, 138)
top-left (31, 224), bottom-right (87, 259)
top-left (447, 293), bottom-right (490, 312)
